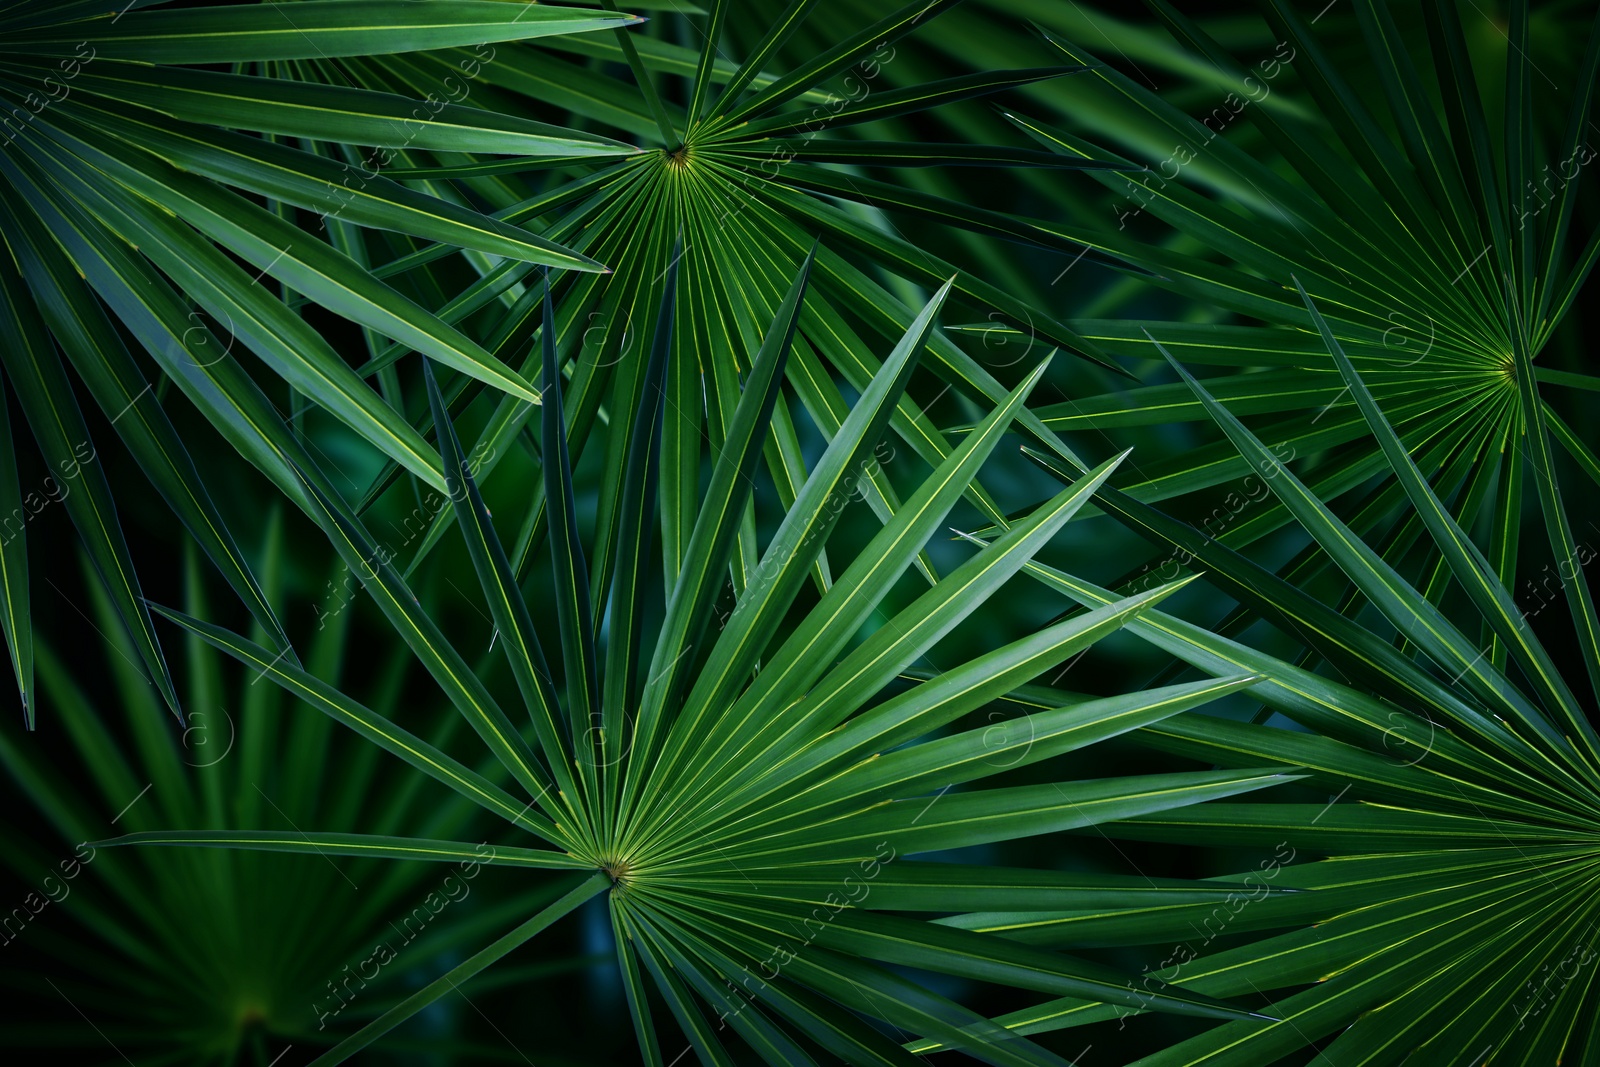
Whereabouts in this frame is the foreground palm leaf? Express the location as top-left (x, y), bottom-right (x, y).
top-left (973, 0), bottom-right (1598, 633)
top-left (102, 263), bottom-right (1293, 1064)
top-left (955, 306), bottom-right (1600, 1064)
top-left (0, 0), bottom-right (639, 726)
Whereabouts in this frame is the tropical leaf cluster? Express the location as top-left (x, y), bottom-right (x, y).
top-left (1, 0), bottom-right (1597, 1064)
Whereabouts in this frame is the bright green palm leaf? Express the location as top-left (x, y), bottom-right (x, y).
top-left (2, 186), bottom-right (293, 662)
top-left (421, 357), bottom-right (581, 810)
top-left (0, 201), bottom-right (180, 722)
top-left (75, 97), bottom-right (611, 271)
top-left (619, 246), bottom-right (815, 828)
top-left (145, 603), bottom-right (563, 846)
top-left (1302, 276), bottom-right (1600, 762)
top-left (34, 115), bottom-right (544, 406)
top-left (5, 1), bottom-right (639, 62)
top-left (1155, 336), bottom-right (1599, 787)
top-left (61, 63), bottom-right (635, 156)
top-left (540, 277), bottom-right (604, 768)
top-left (288, 469), bottom-right (559, 813)
top-left (653, 279), bottom-right (954, 806)
top-left (640, 358), bottom-right (1053, 839)
top-left (599, 239), bottom-right (680, 799)
top-left (1511, 318), bottom-right (1600, 709)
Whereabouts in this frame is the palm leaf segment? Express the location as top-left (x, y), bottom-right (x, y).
top-left (960, 296), bottom-right (1600, 1065)
top-left (104, 264), bottom-right (1295, 1065)
top-left (998, 0), bottom-right (1599, 633)
top-left (0, 0), bottom-right (1126, 736)
top-left (340, 0), bottom-right (1131, 599)
top-left (0, 531), bottom-right (556, 1063)
top-left (0, 0), bottom-right (643, 728)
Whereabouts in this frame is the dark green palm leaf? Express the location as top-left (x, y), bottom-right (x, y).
top-left (967, 0), bottom-right (1599, 633)
top-left (973, 318), bottom-right (1600, 1065)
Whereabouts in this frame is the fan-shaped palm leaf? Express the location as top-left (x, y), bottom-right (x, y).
top-left (101, 263), bottom-right (1297, 1065)
top-left (0, 523), bottom-right (584, 1064)
top-left (955, 0), bottom-right (1598, 645)
top-left (944, 297), bottom-right (1600, 1065)
top-left (0, 0), bottom-right (638, 726)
